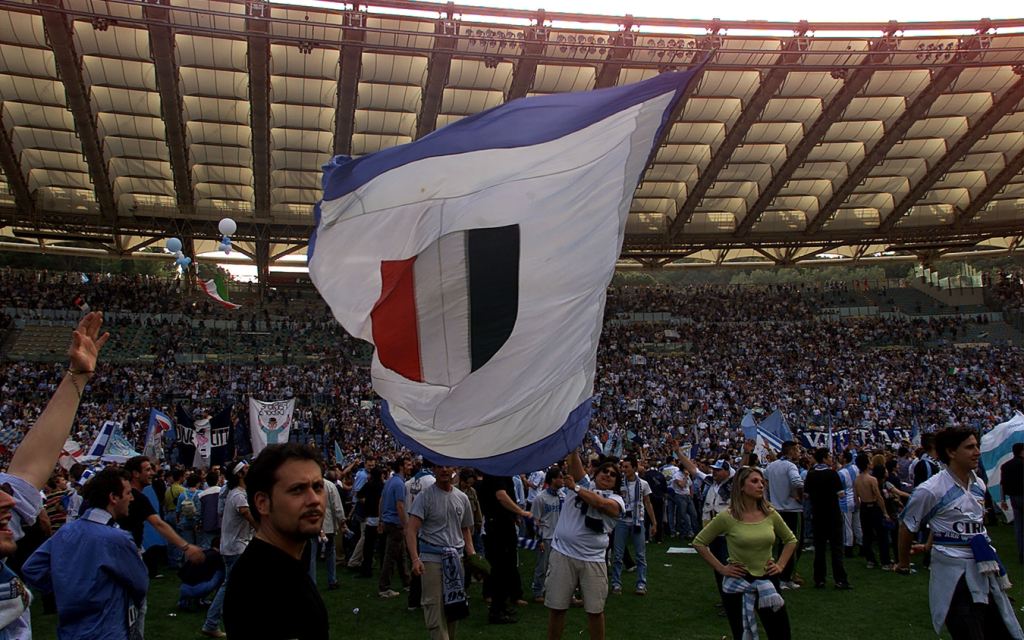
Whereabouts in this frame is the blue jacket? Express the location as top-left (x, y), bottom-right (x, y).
top-left (21, 509), bottom-right (148, 640)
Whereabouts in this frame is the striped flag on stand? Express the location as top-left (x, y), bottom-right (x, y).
top-left (203, 272), bottom-right (240, 309)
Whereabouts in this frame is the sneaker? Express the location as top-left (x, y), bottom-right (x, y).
top-left (488, 614), bottom-right (517, 625)
top-left (612, 587), bottom-right (622, 595)
top-left (513, 599), bottom-right (528, 607)
top-left (379, 590), bottom-right (400, 598)
top-left (880, 564), bottom-right (895, 572)
top-left (570, 599), bottom-right (584, 608)
top-left (865, 562), bottom-right (877, 569)
top-left (635, 587), bottom-right (647, 596)
top-left (533, 596), bottom-right (545, 604)
top-left (780, 581), bottom-right (800, 590)
top-left (814, 582), bottom-right (826, 589)
top-left (791, 575), bottom-right (804, 586)
top-left (625, 566), bottom-right (636, 573)
top-left (407, 606), bottom-right (421, 612)
top-left (834, 582), bottom-right (855, 591)
top-left (200, 629), bottom-right (227, 639)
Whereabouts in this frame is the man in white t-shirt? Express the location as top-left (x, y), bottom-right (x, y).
top-left (670, 465), bottom-right (699, 538)
top-left (546, 451), bottom-right (624, 640)
top-left (898, 426), bottom-right (1023, 640)
top-left (610, 457), bottom-right (654, 595)
top-left (660, 460), bottom-right (680, 536)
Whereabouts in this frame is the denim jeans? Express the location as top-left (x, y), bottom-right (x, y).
top-left (164, 512), bottom-right (181, 568)
top-left (203, 554), bottom-right (240, 632)
top-left (178, 520), bottom-right (199, 547)
top-left (672, 494), bottom-right (699, 537)
top-left (611, 520), bottom-right (647, 589)
top-left (179, 570), bottom-right (224, 607)
top-left (531, 538), bottom-right (553, 597)
top-left (324, 533), bottom-right (338, 586)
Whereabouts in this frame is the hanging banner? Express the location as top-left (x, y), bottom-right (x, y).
top-left (143, 409), bottom-right (174, 461)
top-left (249, 398), bottom-right (296, 455)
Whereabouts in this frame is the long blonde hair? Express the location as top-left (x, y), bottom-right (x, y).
top-left (729, 467), bottom-right (774, 519)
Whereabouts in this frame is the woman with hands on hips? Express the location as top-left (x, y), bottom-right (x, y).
top-left (693, 466), bottom-right (797, 640)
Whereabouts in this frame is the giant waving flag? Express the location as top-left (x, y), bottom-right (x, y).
top-left (981, 411), bottom-right (1024, 518)
top-left (309, 68), bottom-right (702, 475)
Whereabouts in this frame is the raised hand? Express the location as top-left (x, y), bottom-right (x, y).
top-left (67, 311), bottom-right (110, 373)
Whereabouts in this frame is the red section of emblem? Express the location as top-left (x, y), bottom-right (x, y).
top-left (371, 257), bottom-right (422, 382)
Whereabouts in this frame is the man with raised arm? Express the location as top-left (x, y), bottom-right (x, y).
top-left (545, 450), bottom-right (624, 640)
top-left (0, 312), bottom-right (108, 639)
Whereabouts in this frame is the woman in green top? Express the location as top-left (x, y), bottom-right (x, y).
top-left (693, 466), bottom-right (797, 640)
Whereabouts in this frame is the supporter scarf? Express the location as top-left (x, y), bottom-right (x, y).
top-left (721, 575), bottom-right (784, 640)
top-left (0, 563), bottom-right (29, 632)
top-left (420, 542), bottom-right (468, 622)
top-left (969, 534), bottom-right (1012, 590)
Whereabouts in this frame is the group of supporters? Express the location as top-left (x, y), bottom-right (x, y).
top-left (0, 311), bottom-right (1021, 640)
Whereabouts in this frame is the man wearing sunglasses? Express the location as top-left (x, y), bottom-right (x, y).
top-left (0, 312), bottom-right (108, 640)
top-left (545, 450), bottom-right (624, 640)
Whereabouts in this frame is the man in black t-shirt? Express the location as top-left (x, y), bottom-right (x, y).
top-left (803, 448), bottom-right (851, 590)
top-left (224, 443), bottom-right (329, 640)
top-left (479, 474), bottom-right (532, 624)
top-left (119, 456), bottom-right (205, 636)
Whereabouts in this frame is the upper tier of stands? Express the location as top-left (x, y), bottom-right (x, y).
top-left (2, 269), bottom-right (1021, 363)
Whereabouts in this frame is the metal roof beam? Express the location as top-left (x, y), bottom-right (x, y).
top-left (593, 16), bottom-right (633, 89)
top-left (247, 3), bottom-right (271, 215)
top-left (0, 116), bottom-right (35, 218)
top-left (805, 32), bottom-right (989, 235)
top-left (145, 0), bottom-right (194, 214)
top-left (879, 77), bottom-right (1024, 232)
top-left (39, 0), bottom-right (118, 226)
top-left (416, 10), bottom-right (457, 140)
top-left (334, 10), bottom-right (365, 157)
top-left (953, 147), bottom-right (1024, 229)
top-left (735, 33), bottom-right (898, 237)
top-left (504, 10), bottom-right (546, 102)
top-left (668, 32), bottom-right (808, 239)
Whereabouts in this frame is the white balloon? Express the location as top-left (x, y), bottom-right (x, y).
top-left (218, 218), bottom-right (237, 236)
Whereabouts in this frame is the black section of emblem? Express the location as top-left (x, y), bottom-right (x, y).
top-left (467, 224), bottom-right (520, 372)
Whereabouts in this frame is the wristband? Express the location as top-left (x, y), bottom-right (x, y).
top-left (412, 558), bottom-right (422, 564)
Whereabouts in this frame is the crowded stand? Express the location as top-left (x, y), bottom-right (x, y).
top-left (0, 268), bottom-right (1022, 640)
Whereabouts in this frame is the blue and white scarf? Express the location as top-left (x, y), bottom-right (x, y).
top-left (420, 542), bottom-right (468, 621)
top-left (721, 576), bottom-right (785, 640)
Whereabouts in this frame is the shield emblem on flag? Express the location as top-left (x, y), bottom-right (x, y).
top-left (309, 66), bottom-right (703, 474)
top-left (371, 224), bottom-right (520, 385)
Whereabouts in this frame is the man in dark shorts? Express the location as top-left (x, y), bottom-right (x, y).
top-left (224, 443), bottom-right (329, 639)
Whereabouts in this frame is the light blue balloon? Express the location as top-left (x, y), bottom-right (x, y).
top-left (166, 237), bottom-right (182, 253)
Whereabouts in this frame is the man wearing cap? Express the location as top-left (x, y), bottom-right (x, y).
top-left (676, 446), bottom-right (733, 610)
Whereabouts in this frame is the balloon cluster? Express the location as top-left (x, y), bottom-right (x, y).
top-left (218, 218), bottom-right (236, 253)
top-left (165, 237), bottom-right (191, 269)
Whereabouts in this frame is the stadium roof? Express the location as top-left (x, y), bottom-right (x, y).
top-left (0, 0), bottom-right (1022, 275)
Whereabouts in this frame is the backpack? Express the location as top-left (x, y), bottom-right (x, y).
top-left (180, 491), bottom-right (197, 521)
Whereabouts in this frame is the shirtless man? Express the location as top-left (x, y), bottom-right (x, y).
top-left (853, 454), bottom-right (892, 569)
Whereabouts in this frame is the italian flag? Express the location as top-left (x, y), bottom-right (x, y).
top-left (203, 272), bottom-right (240, 309)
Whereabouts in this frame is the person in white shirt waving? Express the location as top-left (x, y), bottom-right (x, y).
top-left (899, 426), bottom-right (1023, 640)
top-left (545, 451), bottom-right (624, 640)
